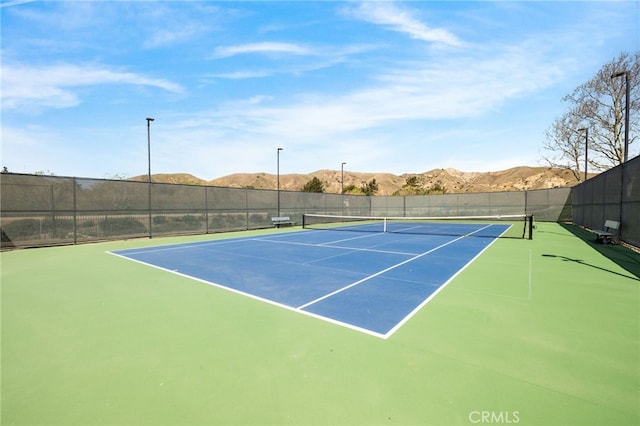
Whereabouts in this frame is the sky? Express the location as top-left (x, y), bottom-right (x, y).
top-left (1, 0), bottom-right (639, 181)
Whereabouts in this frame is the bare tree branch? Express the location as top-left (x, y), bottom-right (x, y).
top-left (543, 52), bottom-right (639, 172)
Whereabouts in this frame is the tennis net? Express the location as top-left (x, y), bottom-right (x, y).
top-left (302, 214), bottom-right (534, 239)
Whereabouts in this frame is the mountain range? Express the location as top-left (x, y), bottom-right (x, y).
top-left (130, 166), bottom-right (590, 196)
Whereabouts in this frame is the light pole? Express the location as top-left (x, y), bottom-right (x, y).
top-left (146, 117), bottom-right (154, 238)
top-left (341, 162), bottom-right (347, 194)
top-left (578, 127), bottom-right (588, 181)
top-left (611, 71), bottom-right (630, 163)
top-left (277, 147), bottom-right (283, 217)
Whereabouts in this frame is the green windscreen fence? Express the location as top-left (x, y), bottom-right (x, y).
top-left (1, 173), bottom-right (571, 248)
top-left (572, 155), bottom-right (640, 247)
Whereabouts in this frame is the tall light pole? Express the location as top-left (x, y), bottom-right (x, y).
top-left (146, 117), bottom-right (154, 238)
top-left (611, 71), bottom-right (630, 163)
top-left (341, 162), bottom-right (347, 194)
top-left (277, 147), bottom-right (283, 217)
top-left (578, 127), bottom-right (588, 181)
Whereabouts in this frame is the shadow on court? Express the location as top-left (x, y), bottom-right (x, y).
top-left (558, 223), bottom-right (640, 280)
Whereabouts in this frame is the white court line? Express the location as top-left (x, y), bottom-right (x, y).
top-left (528, 248), bottom-right (533, 301)
top-left (110, 223), bottom-right (504, 339)
top-left (296, 224), bottom-right (493, 310)
top-left (253, 237), bottom-right (418, 257)
top-left (108, 250), bottom-right (390, 339)
top-left (112, 235), bottom-right (417, 270)
top-left (257, 230), bottom-right (387, 247)
top-left (109, 237), bottom-right (258, 255)
top-left (383, 225), bottom-right (502, 338)
top-left (318, 232), bottom-right (385, 246)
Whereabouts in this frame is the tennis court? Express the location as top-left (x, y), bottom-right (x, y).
top-left (110, 216), bottom-right (521, 338)
top-left (2, 221), bottom-right (639, 425)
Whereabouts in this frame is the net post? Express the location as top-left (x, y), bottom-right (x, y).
top-left (302, 214), bottom-right (306, 229)
top-left (528, 215), bottom-right (534, 240)
top-left (383, 217), bottom-right (388, 233)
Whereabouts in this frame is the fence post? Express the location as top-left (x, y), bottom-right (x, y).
top-left (73, 177), bottom-right (77, 245)
top-left (245, 188), bottom-right (249, 230)
top-left (619, 162), bottom-right (625, 240)
top-left (204, 186), bottom-right (209, 234)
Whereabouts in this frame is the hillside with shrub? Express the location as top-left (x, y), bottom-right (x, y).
top-left (131, 166), bottom-right (592, 196)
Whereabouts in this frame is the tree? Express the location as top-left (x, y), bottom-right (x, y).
top-left (360, 178), bottom-right (378, 196)
top-left (342, 184), bottom-right (359, 194)
top-left (393, 175), bottom-right (447, 195)
top-left (405, 175), bottom-right (422, 189)
top-left (103, 172), bottom-right (128, 180)
top-left (34, 170), bottom-right (56, 176)
top-left (542, 108), bottom-right (587, 181)
top-left (427, 182), bottom-right (446, 195)
top-left (394, 175), bottom-right (426, 195)
top-left (301, 176), bottom-right (325, 193)
top-left (342, 178), bottom-right (379, 195)
top-left (543, 52), bottom-right (639, 174)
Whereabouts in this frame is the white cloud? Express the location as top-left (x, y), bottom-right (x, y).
top-left (206, 70), bottom-right (273, 80)
top-left (0, 0), bottom-right (36, 8)
top-left (1, 63), bottom-right (184, 110)
top-left (211, 42), bottom-right (312, 58)
top-left (230, 47), bottom-right (562, 137)
top-left (140, 3), bottom-right (225, 49)
top-left (144, 25), bottom-right (204, 49)
top-left (342, 1), bottom-right (464, 47)
top-left (3, 1), bottom-right (619, 180)
top-left (206, 43), bottom-right (383, 81)
top-left (151, 37), bottom-right (567, 177)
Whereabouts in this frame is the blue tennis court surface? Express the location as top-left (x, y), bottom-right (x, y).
top-left (110, 223), bottom-right (509, 338)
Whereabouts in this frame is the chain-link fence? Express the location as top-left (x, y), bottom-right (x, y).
top-left (571, 155), bottom-right (640, 247)
top-left (1, 172), bottom-right (572, 249)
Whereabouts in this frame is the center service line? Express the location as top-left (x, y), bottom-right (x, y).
top-left (296, 224), bottom-right (493, 310)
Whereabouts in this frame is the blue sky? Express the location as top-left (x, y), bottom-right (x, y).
top-left (1, 1), bottom-right (638, 180)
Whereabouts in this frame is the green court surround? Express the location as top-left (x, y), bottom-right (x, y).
top-left (2, 223), bottom-right (638, 425)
